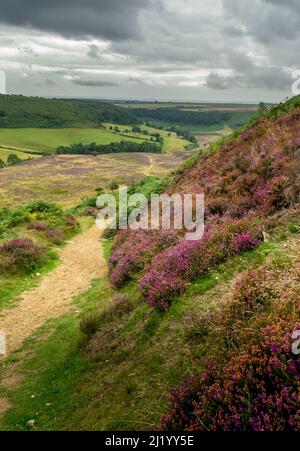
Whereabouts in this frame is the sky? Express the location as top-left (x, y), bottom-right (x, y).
top-left (0, 0), bottom-right (299, 102)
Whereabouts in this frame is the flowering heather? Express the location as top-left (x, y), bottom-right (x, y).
top-left (162, 323), bottom-right (300, 431)
top-left (0, 237), bottom-right (46, 275)
top-left (109, 229), bottom-right (178, 287)
top-left (229, 231), bottom-right (261, 254)
top-left (44, 227), bottom-right (64, 245)
top-left (139, 221), bottom-right (262, 308)
top-left (109, 107), bottom-right (300, 308)
top-left (27, 221), bottom-right (48, 231)
top-left (139, 271), bottom-right (185, 310)
top-left (27, 221), bottom-right (65, 244)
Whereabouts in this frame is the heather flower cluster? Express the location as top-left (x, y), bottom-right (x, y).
top-left (27, 221), bottom-right (65, 244)
top-left (139, 220), bottom-right (262, 309)
top-left (162, 323), bottom-right (300, 431)
top-left (0, 237), bottom-right (46, 275)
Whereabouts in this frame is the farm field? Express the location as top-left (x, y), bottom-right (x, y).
top-left (0, 128), bottom-right (145, 154)
top-left (0, 152), bottom-right (184, 207)
top-left (103, 123), bottom-right (191, 154)
top-left (0, 147), bottom-right (40, 162)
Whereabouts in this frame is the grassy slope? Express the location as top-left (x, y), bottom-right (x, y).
top-left (103, 123), bottom-right (191, 154)
top-left (0, 128), bottom-right (146, 154)
top-left (0, 148), bottom-right (40, 162)
top-left (0, 95), bottom-right (137, 128)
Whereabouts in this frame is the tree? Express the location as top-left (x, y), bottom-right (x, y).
top-left (7, 153), bottom-right (22, 166)
top-left (0, 159), bottom-right (5, 169)
top-left (132, 125), bottom-right (142, 134)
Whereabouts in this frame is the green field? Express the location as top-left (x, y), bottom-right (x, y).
top-left (103, 123), bottom-right (191, 154)
top-left (0, 147), bottom-right (40, 162)
top-left (0, 128), bottom-right (145, 154)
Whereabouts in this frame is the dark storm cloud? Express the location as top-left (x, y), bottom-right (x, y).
top-left (72, 78), bottom-right (118, 87)
top-left (0, 0), bottom-right (151, 40)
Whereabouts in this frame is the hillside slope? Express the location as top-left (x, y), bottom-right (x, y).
top-left (0, 95), bottom-right (138, 128)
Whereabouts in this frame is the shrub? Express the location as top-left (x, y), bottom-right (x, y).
top-left (162, 323), bottom-right (300, 431)
top-left (44, 227), bottom-right (64, 245)
top-left (139, 271), bottom-right (185, 310)
top-left (0, 207), bottom-right (30, 229)
top-left (0, 237), bottom-right (46, 275)
top-left (27, 221), bottom-right (48, 231)
top-left (25, 201), bottom-right (62, 216)
top-left (27, 221), bottom-right (65, 244)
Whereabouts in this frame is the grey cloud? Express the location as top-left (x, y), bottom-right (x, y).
top-left (72, 78), bottom-right (118, 87)
top-left (0, 0), bottom-right (152, 40)
top-left (87, 44), bottom-right (102, 59)
top-left (206, 66), bottom-right (291, 91)
top-left (223, 0), bottom-right (300, 43)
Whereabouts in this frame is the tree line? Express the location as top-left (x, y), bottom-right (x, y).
top-left (56, 140), bottom-right (162, 156)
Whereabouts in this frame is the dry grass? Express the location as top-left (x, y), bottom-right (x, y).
top-left (0, 152), bottom-right (184, 208)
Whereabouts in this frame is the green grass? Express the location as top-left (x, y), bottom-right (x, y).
top-left (0, 255), bottom-right (58, 312)
top-left (0, 128), bottom-right (145, 154)
top-left (103, 123), bottom-right (191, 154)
top-left (0, 148), bottom-right (40, 162)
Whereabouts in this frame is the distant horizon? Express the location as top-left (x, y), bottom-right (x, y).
top-left (1, 91), bottom-right (283, 106)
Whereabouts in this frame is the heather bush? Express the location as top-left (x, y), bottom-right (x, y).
top-left (27, 221), bottom-right (48, 231)
top-left (44, 227), bottom-right (64, 245)
top-left (27, 221), bottom-right (66, 244)
top-left (162, 323), bottom-right (300, 431)
top-left (109, 230), bottom-right (178, 288)
top-left (0, 237), bottom-right (46, 275)
top-left (139, 221), bottom-right (262, 309)
top-left (139, 271), bottom-right (185, 310)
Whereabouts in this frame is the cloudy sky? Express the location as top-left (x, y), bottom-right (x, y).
top-left (0, 0), bottom-right (299, 102)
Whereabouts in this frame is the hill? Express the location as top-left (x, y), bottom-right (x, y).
top-left (125, 104), bottom-right (257, 133)
top-left (0, 95), bottom-right (138, 128)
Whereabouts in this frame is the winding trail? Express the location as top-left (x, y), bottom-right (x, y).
top-left (0, 224), bottom-right (106, 355)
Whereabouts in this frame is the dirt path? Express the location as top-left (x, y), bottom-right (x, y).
top-left (0, 224), bottom-right (106, 355)
top-left (143, 155), bottom-right (155, 176)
